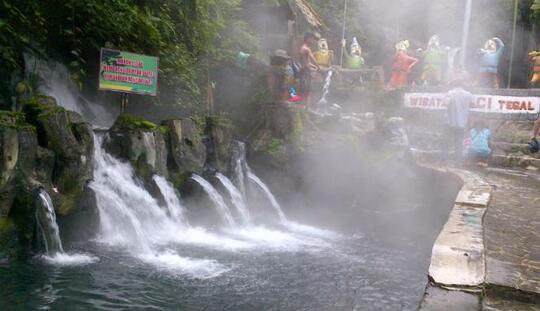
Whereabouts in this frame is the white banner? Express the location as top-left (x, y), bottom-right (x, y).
top-left (404, 92), bottom-right (540, 114)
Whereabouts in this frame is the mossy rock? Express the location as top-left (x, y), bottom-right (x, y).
top-left (162, 119), bottom-right (206, 183)
top-left (205, 115), bottom-right (233, 129)
top-left (205, 115), bottom-right (233, 173)
top-left (23, 95), bottom-right (64, 124)
top-left (0, 110), bottom-right (35, 131)
top-left (106, 114), bottom-right (169, 179)
top-left (113, 114), bottom-right (158, 131)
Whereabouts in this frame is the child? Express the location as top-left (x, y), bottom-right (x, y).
top-left (466, 120), bottom-right (492, 167)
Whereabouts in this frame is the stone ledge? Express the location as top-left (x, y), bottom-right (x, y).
top-left (419, 167), bottom-right (491, 288)
top-left (428, 204), bottom-right (487, 287)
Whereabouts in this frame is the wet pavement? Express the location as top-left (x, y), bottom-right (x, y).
top-left (420, 167), bottom-right (540, 310)
top-left (481, 168), bottom-right (540, 308)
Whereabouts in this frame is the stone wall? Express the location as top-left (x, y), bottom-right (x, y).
top-left (0, 96), bottom-right (94, 260)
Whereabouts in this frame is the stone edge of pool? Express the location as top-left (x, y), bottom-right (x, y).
top-left (416, 165), bottom-right (489, 310)
top-left (416, 163), bottom-right (540, 310)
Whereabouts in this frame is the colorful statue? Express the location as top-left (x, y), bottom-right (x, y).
top-left (476, 37), bottom-right (504, 88)
top-left (342, 37), bottom-right (365, 70)
top-left (313, 38), bottom-right (334, 68)
top-left (388, 40), bottom-right (418, 89)
top-left (529, 50), bottom-right (540, 87)
top-left (419, 35), bottom-right (447, 85)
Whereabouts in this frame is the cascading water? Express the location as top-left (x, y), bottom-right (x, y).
top-left (35, 189), bottom-right (64, 255)
top-left (316, 70), bottom-right (334, 115)
top-left (231, 141), bottom-right (248, 195)
top-left (190, 174), bottom-right (236, 227)
top-left (229, 140), bottom-right (288, 224)
top-left (90, 134), bottom-right (179, 253)
top-left (247, 169), bottom-right (287, 223)
top-left (215, 173), bottom-right (251, 225)
top-left (152, 175), bottom-right (187, 225)
top-left (35, 189), bottom-right (98, 266)
top-left (24, 53), bottom-right (115, 127)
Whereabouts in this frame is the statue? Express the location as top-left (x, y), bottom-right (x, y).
top-left (388, 40), bottom-right (418, 89)
top-left (342, 37), bottom-right (365, 70)
top-left (529, 50), bottom-right (540, 87)
top-left (313, 38), bottom-right (334, 69)
top-left (419, 35), bottom-right (447, 85)
top-left (476, 37), bottom-right (504, 88)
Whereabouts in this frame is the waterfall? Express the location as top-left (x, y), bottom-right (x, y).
top-left (35, 189), bottom-right (64, 255)
top-left (215, 173), bottom-right (251, 225)
top-left (24, 53), bottom-right (115, 127)
top-left (231, 141), bottom-right (247, 195)
top-left (230, 140), bottom-right (288, 224)
top-left (152, 175), bottom-right (187, 226)
top-left (190, 174), bottom-right (236, 227)
top-left (316, 70), bottom-right (334, 114)
top-left (90, 134), bottom-right (179, 253)
top-left (247, 170), bottom-right (287, 223)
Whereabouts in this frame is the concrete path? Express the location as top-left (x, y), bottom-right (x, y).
top-left (481, 168), bottom-right (540, 309)
top-left (420, 167), bottom-right (540, 310)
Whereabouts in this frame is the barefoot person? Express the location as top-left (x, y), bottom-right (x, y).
top-left (299, 32), bottom-right (320, 107)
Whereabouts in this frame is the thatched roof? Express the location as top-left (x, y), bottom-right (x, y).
top-left (260, 0), bottom-right (325, 30)
top-left (291, 0), bottom-right (325, 30)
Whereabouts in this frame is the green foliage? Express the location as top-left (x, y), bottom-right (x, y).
top-left (205, 114), bottom-right (233, 129)
top-left (0, 111), bottom-right (34, 130)
top-left (532, 0), bottom-right (540, 22)
top-left (262, 138), bottom-right (286, 157)
top-left (0, 0), bottom-right (258, 110)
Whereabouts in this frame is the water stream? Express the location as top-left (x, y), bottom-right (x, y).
top-left (190, 174), bottom-right (237, 227)
top-left (216, 173), bottom-right (252, 225)
top-left (247, 170), bottom-right (288, 223)
top-left (152, 175), bottom-right (187, 225)
top-left (35, 190), bottom-right (64, 255)
top-left (315, 70), bottom-right (334, 115)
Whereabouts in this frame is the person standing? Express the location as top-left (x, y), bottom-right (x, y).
top-left (299, 32), bottom-right (320, 107)
top-left (443, 79), bottom-right (473, 164)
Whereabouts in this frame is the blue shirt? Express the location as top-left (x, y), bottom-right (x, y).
top-left (469, 128), bottom-right (492, 156)
top-left (446, 87), bottom-right (472, 129)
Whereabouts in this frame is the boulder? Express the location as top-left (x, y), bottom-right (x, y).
top-left (23, 96), bottom-right (94, 215)
top-left (105, 114), bottom-right (168, 179)
top-left (162, 118), bottom-right (206, 188)
top-left (0, 111), bottom-right (43, 260)
top-left (205, 116), bottom-right (233, 173)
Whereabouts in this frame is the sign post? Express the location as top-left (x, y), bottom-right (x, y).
top-left (99, 48), bottom-right (159, 113)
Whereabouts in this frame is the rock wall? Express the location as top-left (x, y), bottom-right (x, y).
top-left (0, 96), bottom-right (94, 260)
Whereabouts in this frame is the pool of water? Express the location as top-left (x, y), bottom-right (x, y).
top-left (1, 137), bottom-right (460, 311)
top-left (0, 191), bottom-right (457, 311)
top-left (1, 228), bottom-right (430, 311)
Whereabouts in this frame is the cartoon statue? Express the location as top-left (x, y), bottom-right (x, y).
top-left (419, 35), bottom-right (447, 85)
top-left (388, 40), bottom-right (418, 89)
top-left (313, 38), bottom-right (334, 69)
top-left (529, 50), bottom-right (540, 87)
top-left (476, 37), bottom-right (504, 88)
top-left (342, 37), bottom-right (365, 70)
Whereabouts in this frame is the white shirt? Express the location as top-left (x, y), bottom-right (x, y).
top-left (446, 87), bottom-right (472, 129)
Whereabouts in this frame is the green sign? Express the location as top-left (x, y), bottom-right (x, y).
top-left (99, 48), bottom-right (159, 96)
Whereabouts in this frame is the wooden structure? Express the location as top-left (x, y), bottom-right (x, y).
top-left (243, 0), bottom-right (325, 57)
